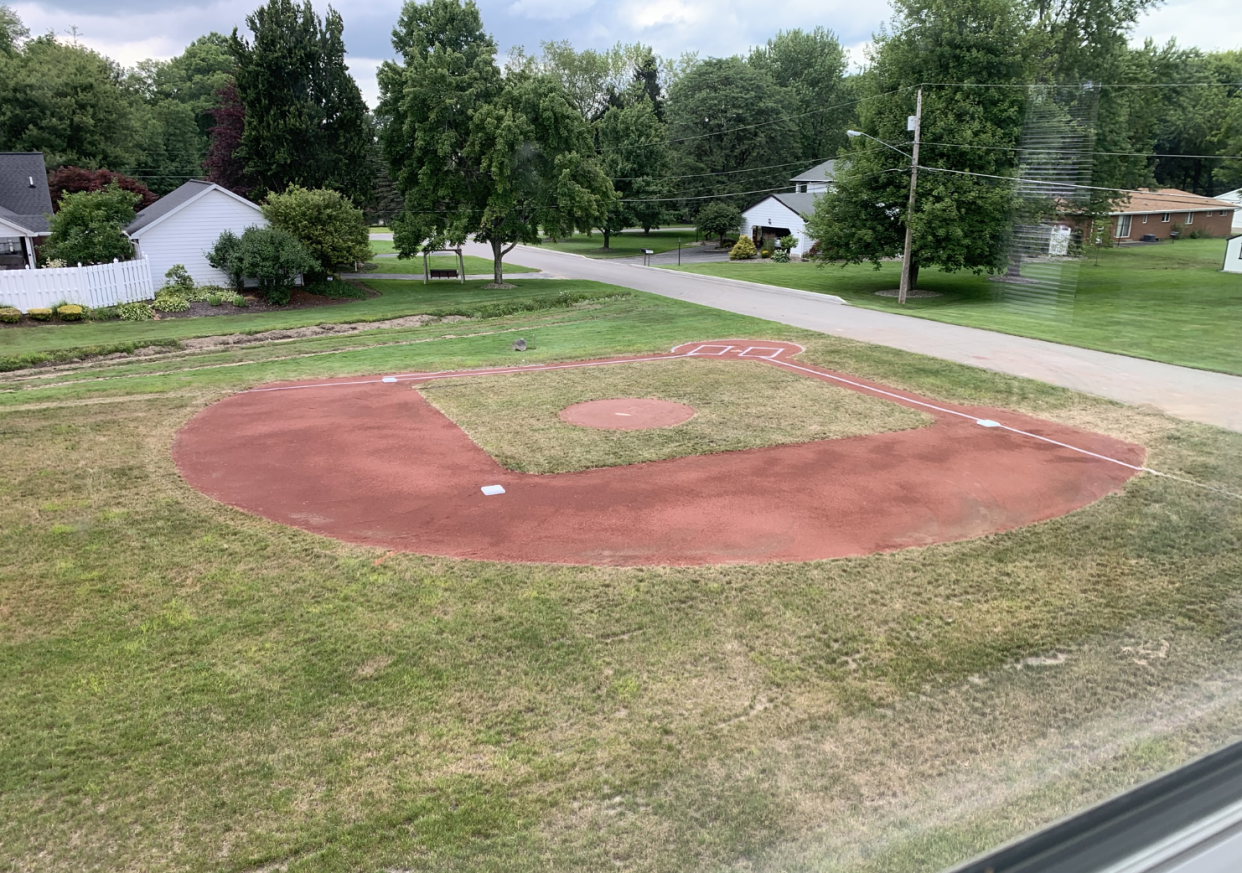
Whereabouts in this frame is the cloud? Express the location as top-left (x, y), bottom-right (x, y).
top-left (5, 0), bottom-right (1239, 111)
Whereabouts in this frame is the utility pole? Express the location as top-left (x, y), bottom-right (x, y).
top-left (899, 87), bottom-right (923, 305)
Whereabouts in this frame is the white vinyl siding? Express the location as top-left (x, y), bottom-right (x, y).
top-left (740, 197), bottom-right (813, 256)
top-left (130, 188), bottom-right (267, 286)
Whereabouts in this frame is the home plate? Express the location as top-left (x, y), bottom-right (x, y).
top-left (481, 485), bottom-right (506, 496)
top-left (381, 377), bottom-right (398, 383)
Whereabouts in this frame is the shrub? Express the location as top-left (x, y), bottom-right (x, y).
top-left (43, 184), bottom-right (139, 266)
top-left (261, 185), bottom-right (370, 273)
top-left (696, 202), bottom-right (743, 246)
top-left (0, 307), bottom-right (21, 323)
top-left (771, 248), bottom-right (790, 263)
top-left (117, 302), bottom-right (154, 321)
top-left (28, 308), bottom-right (53, 321)
top-left (729, 236), bottom-right (758, 260)
top-left (163, 264), bottom-right (195, 294)
top-left (56, 304), bottom-right (84, 321)
top-left (207, 230), bottom-right (246, 290)
top-left (807, 241), bottom-right (821, 258)
top-left (152, 293), bottom-right (190, 312)
top-left (206, 293), bottom-right (225, 306)
top-left (48, 166), bottom-right (159, 211)
top-left (43, 258), bottom-right (68, 269)
top-left (760, 248), bottom-right (772, 258)
top-left (778, 234), bottom-right (799, 251)
top-left (231, 294), bottom-right (249, 307)
top-left (209, 226), bottom-right (316, 305)
top-left (88, 306), bottom-right (119, 321)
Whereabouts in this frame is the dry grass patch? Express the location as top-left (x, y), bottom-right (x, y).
top-left (418, 357), bottom-right (932, 473)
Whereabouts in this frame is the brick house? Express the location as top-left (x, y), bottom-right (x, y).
top-left (1103, 188), bottom-right (1239, 241)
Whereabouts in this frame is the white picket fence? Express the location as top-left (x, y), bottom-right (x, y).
top-left (0, 258), bottom-right (155, 313)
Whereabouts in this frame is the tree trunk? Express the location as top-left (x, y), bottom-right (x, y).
top-left (602, 228), bottom-right (611, 250)
top-left (491, 238), bottom-right (504, 285)
top-left (908, 260), bottom-right (919, 292)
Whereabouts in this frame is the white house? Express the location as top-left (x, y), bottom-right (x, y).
top-left (1218, 188), bottom-right (1242, 234)
top-left (742, 193), bottom-right (817, 258)
top-left (126, 180), bottom-right (267, 285)
top-left (741, 160), bottom-right (838, 258)
top-left (789, 159), bottom-right (836, 194)
top-left (1224, 235), bottom-right (1242, 274)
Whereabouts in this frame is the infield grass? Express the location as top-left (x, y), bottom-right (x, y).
top-left (3, 281), bottom-right (1242, 872)
top-left (665, 239), bottom-right (1242, 375)
top-left (420, 357), bottom-right (931, 473)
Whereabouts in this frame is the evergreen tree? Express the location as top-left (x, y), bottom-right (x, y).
top-left (229, 0), bottom-right (373, 201)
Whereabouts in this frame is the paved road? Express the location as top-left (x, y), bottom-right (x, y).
top-left (446, 240), bottom-right (1242, 433)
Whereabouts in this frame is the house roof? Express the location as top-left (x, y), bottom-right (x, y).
top-left (126, 179), bottom-right (261, 237)
top-left (771, 192), bottom-right (819, 217)
top-left (1216, 188), bottom-right (1242, 206)
top-left (0, 152), bottom-right (54, 235)
top-left (790, 159), bottom-right (836, 184)
top-left (1110, 188), bottom-right (1240, 215)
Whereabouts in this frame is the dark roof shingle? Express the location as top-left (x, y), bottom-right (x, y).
top-left (0, 152), bottom-right (54, 234)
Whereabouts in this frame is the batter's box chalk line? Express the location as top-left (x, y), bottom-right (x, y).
top-left (481, 485), bottom-right (506, 496)
top-left (688, 345), bottom-right (733, 356)
top-left (740, 347), bottom-right (784, 359)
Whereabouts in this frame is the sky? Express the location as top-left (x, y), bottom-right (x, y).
top-left (8, 0), bottom-right (1242, 107)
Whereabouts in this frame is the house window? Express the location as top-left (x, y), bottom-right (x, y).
top-left (1161, 212), bottom-right (1171, 222)
top-left (1186, 212), bottom-right (1194, 225)
top-left (1116, 214), bottom-right (1132, 239)
top-left (1142, 214), bottom-right (1148, 223)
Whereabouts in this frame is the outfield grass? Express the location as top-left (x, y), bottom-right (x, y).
top-left (665, 239), bottom-right (1242, 375)
top-left (362, 253), bottom-right (537, 275)
top-left (2, 283), bottom-right (1242, 871)
top-left (420, 357), bottom-right (930, 473)
top-left (538, 227), bottom-right (699, 259)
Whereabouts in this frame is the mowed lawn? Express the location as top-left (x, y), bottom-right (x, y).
top-left (362, 253), bottom-right (538, 276)
top-left (537, 226), bottom-right (697, 258)
top-left (666, 239), bottom-right (1242, 375)
top-left (0, 277), bottom-right (585, 367)
top-left (2, 281), bottom-right (1242, 872)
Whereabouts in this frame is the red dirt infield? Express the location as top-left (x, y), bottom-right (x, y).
top-left (174, 340), bottom-right (1145, 566)
top-left (559, 398), bottom-right (697, 430)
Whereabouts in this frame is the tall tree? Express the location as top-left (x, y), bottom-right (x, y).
top-left (0, 4), bottom-right (28, 56)
top-left (748, 28), bottom-right (852, 162)
top-left (379, 0), bottom-right (613, 285)
top-left (595, 98), bottom-right (671, 246)
top-left (664, 58), bottom-right (800, 210)
top-left (0, 35), bottom-right (140, 169)
top-left (204, 81), bottom-right (251, 195)
top-left (810, 0), bottom-right (1028, 288)
top-left (229, 0), bottom-right (373, 201)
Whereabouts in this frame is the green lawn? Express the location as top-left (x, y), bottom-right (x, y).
top-left (3, 282), bottom-right (1242, 871)
top-left (362, 253), bottom-right (537, 276)
top-left (666, 239), bottom-right (1242, 375)
top-left (538, 227), bottom-right (701, 259)
top-left (0, 277), bottom-right (573, 365)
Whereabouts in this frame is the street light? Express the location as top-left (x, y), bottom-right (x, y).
top-left (846, 130), bottom-right (913, 160)
top-left (846, 87), bottom-right (923, 305)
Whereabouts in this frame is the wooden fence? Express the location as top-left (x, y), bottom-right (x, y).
top-left (0, 259), bottom-right (155, 313)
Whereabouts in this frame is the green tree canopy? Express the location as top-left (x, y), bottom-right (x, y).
top-left (810, 0), bottom-right (1028, 288)
top-left (0, 35), bottom-right (140, 169)
top-left (44, 184), bottom-right (139, 266)
top-left (262, 185), bottom-right (370, 272)
top-left (748, 28), bottom-right (852, 162)
top-left (378, 0), bottom-right (613, 285)
top-left (695, 201), bottom-right (742, 245)
top-left (664, 57), bottom-right (800, 209)
top-left (595, 97), bottom-right (671, 246)
top-left (230, 0), bottom-right (374, 202)
top-left (0, 4), bottom-right (28, 56)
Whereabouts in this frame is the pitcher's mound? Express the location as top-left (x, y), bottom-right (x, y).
top-left (559, 398), bottom-right (696, 430)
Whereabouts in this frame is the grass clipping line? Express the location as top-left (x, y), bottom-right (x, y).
top-left (418, 356), bottom-right (933, 474)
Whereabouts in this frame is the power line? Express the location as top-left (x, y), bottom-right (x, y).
top-left (611, 155), bottom-right (837, 183)
top-left (914, 140), bottom-right (1242, 162)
